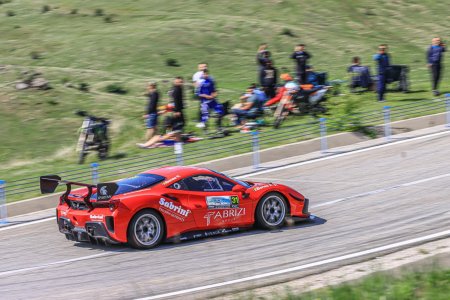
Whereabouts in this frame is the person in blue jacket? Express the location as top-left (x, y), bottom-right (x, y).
top-left (427, 37), bottom-right (446, 96)
top-left (373, 44), bottom-right (391, 102)
top-left (195, 69), bottom-right (223, 129)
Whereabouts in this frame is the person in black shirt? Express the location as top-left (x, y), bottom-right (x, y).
top-left (171, 76), bottom-right (185, 137)
top-left (143, 82), bottom-right (159, 140)
top-left (256, 43), bottom-right (271, 82)
top-left (260, 60), bottom-right (278, 98)
top-left (290, 44), bottom-right (311, 84)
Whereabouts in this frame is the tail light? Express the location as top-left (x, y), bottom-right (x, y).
top-left (109, 199), bottom-right (120, 212)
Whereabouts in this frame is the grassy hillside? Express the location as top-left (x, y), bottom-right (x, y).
top-left (0, 0), bottom-right (449, 184)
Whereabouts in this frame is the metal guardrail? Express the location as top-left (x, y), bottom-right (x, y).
top-left (0, 95), bottom-right (449, 216)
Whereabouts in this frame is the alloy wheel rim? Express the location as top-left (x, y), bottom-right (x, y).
top-left (134, 214), bottom-right (161, 246)
top-left (262, 196), bottom-right (285, 226)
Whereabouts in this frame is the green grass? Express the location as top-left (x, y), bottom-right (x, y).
top-left (268, 268), bottom-right (450, 300)
top-left (0, 0), bottom-right (449, 199)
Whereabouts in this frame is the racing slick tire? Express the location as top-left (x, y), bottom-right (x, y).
top-left (127, 209), bottom-right (165, 249)
top-left (255, 192), bottom-right (288, 230)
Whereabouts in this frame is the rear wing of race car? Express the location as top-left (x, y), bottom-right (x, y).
top-left (40, 175), bottom-right (118, 208)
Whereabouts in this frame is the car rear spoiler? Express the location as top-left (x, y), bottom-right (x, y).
top-left (40, 175), bottom-right (118, 209)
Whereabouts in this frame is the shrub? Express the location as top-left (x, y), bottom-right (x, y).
top-left (30, 51), bottom-right (41, 60)
top-left (41, 5), bottom-right (50, 13)
top-left (105, 83), bottom-right (128, 94)
top-left (6, 10), bottom-right (15, 17)
top-left (70, 8), bottom-right (78, 15)
top-left (103, 14), bottom-right (113, 23)
top-left (166, 58), bottom-right (180, 67)
top-left (94, 8), bottom-right (104, 16)
top-left (281, 28), bottom-right (296, 37)
top-left (78, 82), bottom-right (90, 92)
top-left (60, 77), bottom-right (70, 84)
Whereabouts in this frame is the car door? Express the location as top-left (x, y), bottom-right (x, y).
top-left (183, 175), bottom-right (252, 229)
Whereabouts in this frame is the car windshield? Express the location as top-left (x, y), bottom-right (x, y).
top-left (208, 169), bottom-right (253, 188)
top-left (91, 173), bottom-right (164, 199)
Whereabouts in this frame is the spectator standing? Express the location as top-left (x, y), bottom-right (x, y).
top-left (196, 69), bottom-right (223, 129)
top-left (192, 62), bottom-right (208, 88)
top-left (171, 76), bottom-right (185, 138)
top-left (192, 62), bottom-right (208, 121)
top-left (373, 44), bottom-right (391, 102)
top-left (260, 60), bottom-right (278, 98)
top-left (427, 37), bottom-right (446, 96)
top-left (290, 44), bottom-right (312, 84)
top-left (142, 82), bottom-right (159, 140)
top-left (256, 43), bottom-right (270, 69)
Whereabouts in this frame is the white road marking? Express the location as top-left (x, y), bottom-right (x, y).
top-left (236, 130), bottom-right (450, 179)
top-left (137, 230), bottom-right (450, 300)
top-left (0, 249), bottom-right (126, 277)
top-left (312, 172), bottom-right (450, 208)
top-left (2, 130), bottom-right (449, 232)
top-left (0, 217), bottom-right (55, 232)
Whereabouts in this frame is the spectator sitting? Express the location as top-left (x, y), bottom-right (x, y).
top-left (231, 85), bottom-right (263, 126)
top-left (250, 83), bottom-right (268, 105)
top-left (348, 56), bottom-right (373, 91)
top-left (265, 73), bottom-right (295, 107)
top-left (305, 65), bottom-right (320, 86)
top-left (137, 114), bottom-right (181, 149)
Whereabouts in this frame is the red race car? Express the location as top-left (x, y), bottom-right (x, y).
top-left (40, 166), bottom-right (310, 249)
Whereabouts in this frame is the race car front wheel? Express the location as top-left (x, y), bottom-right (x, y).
top-left (256, 192), bottom-right (287, 230)
top-left (128, 210), bottom-right (165, 249)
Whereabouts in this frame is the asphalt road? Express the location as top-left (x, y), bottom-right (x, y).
top-left (1, 131), bottom-right (449, 300)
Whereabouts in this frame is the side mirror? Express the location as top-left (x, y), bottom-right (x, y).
top-left (232, 185), bottom-right (246, 194)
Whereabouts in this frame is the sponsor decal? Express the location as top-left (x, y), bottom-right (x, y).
top-left (90, 214), bottom-right (104, 221)
top-left (253, 183), bottom-right (278, 192)
top-left (159, 198), bottom-right (191, 222)
top-left (204, 208), bottom-right (246, 226)
top-left (206, 196), bottom-right (239, 209)
top-left (204, 227), bottom-right (240, 237)
top-left (162, 175), bottom-right (181, 186)
top-left (99, 186), bottom-right (108, 196)
top-left (96, 183), bottom-right (118, 201)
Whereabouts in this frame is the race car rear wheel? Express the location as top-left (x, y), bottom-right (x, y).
top-left (128, 210), bottom-right (164, 249)
top-left (256, 192), bottom-right (287, 230)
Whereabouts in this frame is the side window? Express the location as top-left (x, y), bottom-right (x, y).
top-left (168, 180), bottom-right (188, 191)
top-left (216, 177), bottom-right (234, 192)
top-left (183, 175), bottom-right (234, 192)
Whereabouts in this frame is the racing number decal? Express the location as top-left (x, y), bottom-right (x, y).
top-left (231, 196), bottom-right (239, 207)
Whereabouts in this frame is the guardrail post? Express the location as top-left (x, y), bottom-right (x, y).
top-left (174, 142), bottom-right (183, 166)
top-left (320, 118), bottom-right (328, 154)
top-left (0, 180), bottom-right (7, 224)
top-left (252, 130), bottom-right (260, 169)
top-left (383, 106), bottom-right (391, 141)
top-left (91, 163), bottom-right (99, 184)
top-left (446, 94), bottom-right (450, 128)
